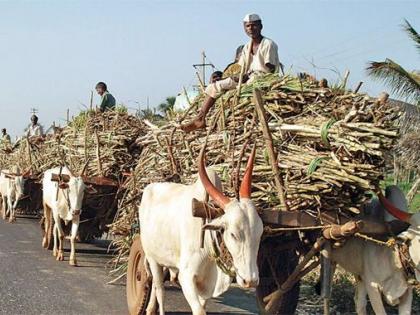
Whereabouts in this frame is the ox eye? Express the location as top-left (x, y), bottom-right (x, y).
top-left (230, 233), bottom-right (237, 240)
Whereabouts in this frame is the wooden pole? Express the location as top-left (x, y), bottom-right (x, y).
top-left (264, 237), bottom-right (326, 312)
top-left (94, 129), bottom-right (103, 176)
top-left (253, 88), bottom-right (289, 211)
top-left (90, 90), bottom-right (94, 110)
top-left (321, 241), bottom-right (332, 315)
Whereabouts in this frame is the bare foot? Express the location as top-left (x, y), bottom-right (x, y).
top-left (180, 117), bottom-right (206, 133)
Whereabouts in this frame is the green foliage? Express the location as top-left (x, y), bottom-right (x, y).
top-left (382, 175), bottom-right (420, 212)
top-left (158, 96), bottom-right (176, 115)
top-left (367, 20), bottom-right (420, 105)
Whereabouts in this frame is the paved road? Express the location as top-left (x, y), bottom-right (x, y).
top-left (0, 218), bottom-right (258, 315)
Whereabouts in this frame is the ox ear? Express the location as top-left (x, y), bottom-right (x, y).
top-left (59, 182), bottom-right (69, 189)
top-left (203, 217), bottom-right (225, 231)
top-left (85, 185), bottom-right (97, 195)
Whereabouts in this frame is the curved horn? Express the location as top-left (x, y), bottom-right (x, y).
top-left (239, 144), bottom-right (256, 199)
top-left (198, 143), bottom-right (230, 210)
top-left (80, 158), bottom-right (90, 176)
top-left (378, 192), bottom-right (412, 222)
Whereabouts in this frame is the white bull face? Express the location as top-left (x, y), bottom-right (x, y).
top-left (67, 176), bottom-right (86, 215)
top-left (204, 198), bottom-right (264, 288)
top-left (13, 176), bottom-right (25, 201)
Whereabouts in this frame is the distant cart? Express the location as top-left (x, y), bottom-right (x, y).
top-left (35, 173), bottom-right (121, 249)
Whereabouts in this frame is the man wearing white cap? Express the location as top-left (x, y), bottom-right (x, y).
top-left (182, 13), bottom-right (280, 132)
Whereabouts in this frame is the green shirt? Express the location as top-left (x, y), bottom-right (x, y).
top-left (99, 91), bottom-right (116, 112)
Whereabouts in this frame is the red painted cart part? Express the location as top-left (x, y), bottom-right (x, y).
top-left (378, 192), bottom-right (412, 222)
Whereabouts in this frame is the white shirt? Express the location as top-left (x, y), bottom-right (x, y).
top-left (26, 124), bottom-right (44, 137)
top-left (238, 37), bottom-right (280, 78)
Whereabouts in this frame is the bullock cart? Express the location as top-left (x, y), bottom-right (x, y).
top-left (41, 172), bottom-right (121, 250)
top-left (113, 74), bottom-right (401, 314)
top-left (126, 195), bottom-right (406, 315)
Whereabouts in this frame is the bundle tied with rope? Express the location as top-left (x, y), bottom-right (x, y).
top-left (108, 73), bottom-right (400, 278)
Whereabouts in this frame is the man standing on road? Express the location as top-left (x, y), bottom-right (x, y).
top-left (96, 82), bottom-right (116, 112)
top-left (181, 13), bottom-right (281, 132)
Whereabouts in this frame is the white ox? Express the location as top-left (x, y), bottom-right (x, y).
top-left (331, 186), bottom-right (420, 315)
top-left (0, 166), bottom-right (26, 222)
top-left (139, 145), bottom-right (264, 315)
top-left (42, 166), bottom-right (87, 266)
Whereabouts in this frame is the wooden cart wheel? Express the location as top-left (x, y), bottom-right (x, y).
top-left (256, 239), bottom-right (300, 315)
top-left (127, 235), bottom-right (152, 315)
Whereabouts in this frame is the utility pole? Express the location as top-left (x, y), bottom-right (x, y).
top-left (193, 51), bottom-right (215, 88)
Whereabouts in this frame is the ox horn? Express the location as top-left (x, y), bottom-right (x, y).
top-left (239, 144), bottom-right (256, 199)
top-left (198, 142), bottom-right (230, 210)
top-left (378, 191), bottom-right (412, 222)
top-left (80, 158), bottom-right (90, 177)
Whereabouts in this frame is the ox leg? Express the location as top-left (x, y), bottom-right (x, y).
top-left (53, 222), bottom-right (58, 256)
top-left (147, 259), bottom-right (165, 315)
top-left (146, 283), bottom-right (158, 315)
top-left (398, 287), bottom-right (413, 315)
top-left (53, 212), bottom-right (64, 261)
top-left (69, 216), bottom-right (79, 266)
top-left (178, 272), bottom-right (206, 315)
top-left (1, 196), bottom-right (7, 219)
top-left (6, 197), bottom-right (12, 221)
top-left (42, 203), bottom-right (51, 248)
top-left (354, 280), bottom-right (368, 315)
top-left (366, 283), bottom-right (387, 315)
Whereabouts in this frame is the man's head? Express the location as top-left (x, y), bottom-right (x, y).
top-left (31, 115), bottom-right (38, 125)
top-left (95, 82), bottom-right (108, 96)
top-left (243, 14), bottom-right (263, 40)
top-left (210, 71), bottom-right (223, 83)
top-left (2, 128), bottom-right (6, 135)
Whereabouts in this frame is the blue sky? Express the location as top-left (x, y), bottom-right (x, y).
top-left (0, 0), bottom-right (418, 137)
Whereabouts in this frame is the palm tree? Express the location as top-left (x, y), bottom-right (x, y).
top-left (158, 96), bottom-right (176, 115)
top-left (366, 20), bottom-right (420, 105)
top-left (136, 106), bottom-right (163, 122)
top-left (367, 20), bottom-right (420, 205)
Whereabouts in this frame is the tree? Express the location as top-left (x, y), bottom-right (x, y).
top-left (158, 96), bottom-right (176, 115)
top-left (366, 20), bottom-right (420, 105)
top-left (136, 106), bottom-right (163, 122)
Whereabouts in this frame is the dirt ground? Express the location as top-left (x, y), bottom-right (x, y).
top-left (296, 268), bottom-right (420, 314)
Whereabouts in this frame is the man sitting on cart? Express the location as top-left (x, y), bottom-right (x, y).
top-left (26, 114), bottom-right (45, 144)
top-left (181, 13), bottom-right (281, 132)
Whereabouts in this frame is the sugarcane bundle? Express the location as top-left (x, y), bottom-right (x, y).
top-left (108, 74), bottom-right (399, 275)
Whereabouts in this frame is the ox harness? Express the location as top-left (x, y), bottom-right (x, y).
top-left (200, 195), bottom-right (236, 278)
top-left (395, 241), bottom-right (419, 286)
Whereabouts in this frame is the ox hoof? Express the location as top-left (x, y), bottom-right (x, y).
top-left (56, 251), bottom-right (64, 261)
top-left (42, 238), bottom-right (48, 249)
top-left (69, 259), bottom-right (78, 267)
top-left (53, 249), bottom-right (58, 257)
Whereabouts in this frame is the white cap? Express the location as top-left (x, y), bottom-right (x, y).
top-left (243, 14), bottom-right (261, 23)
